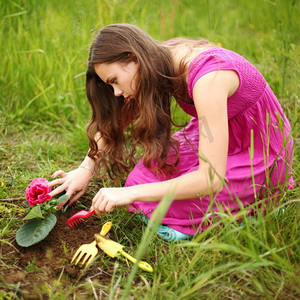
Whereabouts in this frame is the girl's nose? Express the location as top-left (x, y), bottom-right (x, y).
top-left (113, 86), bottom-right (123, 97)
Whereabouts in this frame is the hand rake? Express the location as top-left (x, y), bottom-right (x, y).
top-left (70, 222), bottom-right (112, 268)
top-left (67, 208), bottom-right (95, 228)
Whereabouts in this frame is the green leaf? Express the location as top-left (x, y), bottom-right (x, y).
top-left (57, 194), bottom-right (70, 203)
top-left (23, 205), bottom-right (44, 220)
top-left (16, 214), bottom-right (57, 247)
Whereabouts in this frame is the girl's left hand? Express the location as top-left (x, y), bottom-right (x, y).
top-left (91, 187), bottom-right (136, 214)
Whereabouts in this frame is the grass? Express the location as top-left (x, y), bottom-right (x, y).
top-left (0, 0), bottom-right (299, 299)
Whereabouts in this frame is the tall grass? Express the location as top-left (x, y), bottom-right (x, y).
top-left (0, 0), bottom-right (299, 298)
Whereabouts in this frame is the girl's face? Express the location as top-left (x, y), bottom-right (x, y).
top-left (94, 60), bottom-right (138, 101)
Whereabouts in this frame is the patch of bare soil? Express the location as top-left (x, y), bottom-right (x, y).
top-left (0, 200), bottom-right (116, 298)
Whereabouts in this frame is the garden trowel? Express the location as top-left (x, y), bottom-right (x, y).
top-left (94, 233), bottom-right (153, 273)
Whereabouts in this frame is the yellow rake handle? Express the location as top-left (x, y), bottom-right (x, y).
top-left (100, 222), bottom-right (112, 236)
top-left (119, 250), bottom-right (153, 273)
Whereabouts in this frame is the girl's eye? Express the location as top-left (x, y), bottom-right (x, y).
top-left (111, 79), bottom-right (117, 84)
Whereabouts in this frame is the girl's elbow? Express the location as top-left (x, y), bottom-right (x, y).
top-left (212, 176), bottom-right (224, 193)
top-left (199, 166), bottom-right (226, 194)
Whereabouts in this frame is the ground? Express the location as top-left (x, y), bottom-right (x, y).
top-left (0, 199), bottom-right (122, 298)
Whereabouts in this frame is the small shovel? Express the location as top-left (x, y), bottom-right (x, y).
top-left (94, 234), bottom-right (153, 273)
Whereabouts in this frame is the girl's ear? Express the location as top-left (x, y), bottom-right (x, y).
top-left (128, 53), bottom-right (137, 62)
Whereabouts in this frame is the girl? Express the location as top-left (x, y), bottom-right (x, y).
top-left (49, 24), bottom-right (294, 241)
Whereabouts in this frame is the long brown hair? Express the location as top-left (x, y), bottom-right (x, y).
top-left (86, 24), bottom-right (186, 179)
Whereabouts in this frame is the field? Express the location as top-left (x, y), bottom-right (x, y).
top-left (0, 0), bottom-right (299, 299)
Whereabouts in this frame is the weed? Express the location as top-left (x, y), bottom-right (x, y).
top-left (25, 257), bottom-right (41, 273)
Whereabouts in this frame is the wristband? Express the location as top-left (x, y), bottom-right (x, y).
top-left (79, 165), bottom-right (94, 175)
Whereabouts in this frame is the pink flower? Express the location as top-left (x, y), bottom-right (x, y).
top-left (26, 178), bottom-right (52, 207)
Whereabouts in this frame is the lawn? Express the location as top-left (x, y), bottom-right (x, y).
top-left (0, 0), bottom-right (299, 299)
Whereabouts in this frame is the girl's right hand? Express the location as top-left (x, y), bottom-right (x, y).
top-left (48, 167), bottom-right (92, 208)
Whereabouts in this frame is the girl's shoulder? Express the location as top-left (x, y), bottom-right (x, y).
top-left (187, 47), bottom-right (266, 102)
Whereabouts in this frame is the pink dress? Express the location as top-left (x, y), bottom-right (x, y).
top-left (125, 47), bottom-right (294, 235)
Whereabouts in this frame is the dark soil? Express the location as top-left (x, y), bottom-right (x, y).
top-left (0, 199), bottom-right (119, 298)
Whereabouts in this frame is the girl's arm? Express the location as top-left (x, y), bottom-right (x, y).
top-left (91, 70), bottom-right (240, 213)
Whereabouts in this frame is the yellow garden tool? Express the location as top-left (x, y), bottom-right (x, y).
top-left (94, 233), bottom-right (153, 273)
top-left (71, 222), bottom-right (112, 268)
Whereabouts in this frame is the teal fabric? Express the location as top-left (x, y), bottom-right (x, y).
top-left (137, 215), bottom-right (193, 242)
